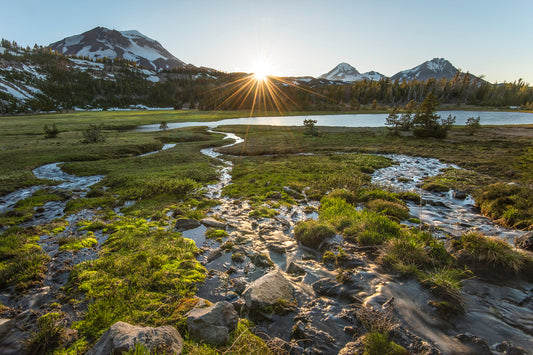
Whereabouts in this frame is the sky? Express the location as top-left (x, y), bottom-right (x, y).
top-left (2, 0), bottom-right (532, 83)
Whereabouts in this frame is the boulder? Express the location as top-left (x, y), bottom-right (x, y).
top-left (286, 261), bottom-right (306, 276)
top-left (455, 333), bottom-right (490, 354)
top-left (86, 321), bottom-right (183, 355)
top-left (186, 300), bottom-right (238, 345)
top-left (452, 190), bottom-right (467, 199)
top-left (201, 217), bottom-right (226, 230)
top-left (514, 232), bottom-right (533, 251)
top-left (174, 218), bottom-right (201, 231)
top-left (243, 270), bottom-right (294, 312)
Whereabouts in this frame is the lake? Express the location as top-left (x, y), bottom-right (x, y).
top-left (136, 110), bottom-right (533, 132)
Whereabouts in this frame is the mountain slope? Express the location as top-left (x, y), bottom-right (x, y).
top-left (391, 58), bottom-right (460, 82)
top-left (49, 27), bottom-right (185, 71)
top-left (320, 63), bottom-right (385, 82)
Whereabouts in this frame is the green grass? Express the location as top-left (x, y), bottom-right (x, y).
top-left (224, 153), bottom-right (390, 203)
top-left (0, 226), bottom-right (50, 291)
top-left (294, 220), bottom-right (336, 249)
top-left (454, 232), bottom-right (532, 273)
top-left (474, 183), bottom-right (533, 230)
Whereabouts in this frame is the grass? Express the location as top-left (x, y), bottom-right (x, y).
top-left (224, 153), bottom-right (390, 203)
top-left (0, 226), bottom-right (50, 291)
top-left (454, 232), bottom-right (532, 273)
top-left (28, 312), bottom-right (66, 354)
top-left (294, 219), bottom-right (336, 249)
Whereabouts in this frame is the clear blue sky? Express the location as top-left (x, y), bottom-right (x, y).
top-left (2, 0), bottom-right (532, 83)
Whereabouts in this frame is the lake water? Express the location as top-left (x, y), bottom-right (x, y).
top-left (136, 110), bottom-right (533, 132)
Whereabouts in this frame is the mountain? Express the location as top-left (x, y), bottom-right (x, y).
top-left (391, 58), bottom-right (459, 82)
top-left (320, 63), bottom-right (385, 82)
top-left (49, 27), bottom-right (185, 71)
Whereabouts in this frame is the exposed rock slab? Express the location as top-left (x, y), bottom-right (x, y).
top-left (243, 270), bottom-right (295, 312)
top-left (175, 218), bottom-right (201, 231)
top-left (86, 321), bottom-right (183, 355)
top-left (201, 217), bottom-right (227, 230)
top-left (186, 300), bottom-right (238, 344)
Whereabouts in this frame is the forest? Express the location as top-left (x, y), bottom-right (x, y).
top-left (1, 39), bottom-right (533, 114)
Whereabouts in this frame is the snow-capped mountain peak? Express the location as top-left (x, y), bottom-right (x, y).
top-left (391, 58), bottom-right (458, 82)
top-left (49, 27), bottom-right (185, 71)
top-left (320, 63), bottom-right (385, 82)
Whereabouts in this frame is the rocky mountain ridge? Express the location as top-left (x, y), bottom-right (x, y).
top-left (49, 27), bottom-right (185, 72)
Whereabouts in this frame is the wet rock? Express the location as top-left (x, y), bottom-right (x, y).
top-left (494, 341), bottom-right (527, 355)
top-left (267, 243), bottom-right (287, 254)
top-left (231, 277), bottom-right (248, 295)
top-left (174, 218), bottom-right (201, 231)
top-left (312, 278), bottom-right (341, 297)
top-left (286, 261), bottom-right (306, 276)
top-left (207, 248), bottom-right (223, 262)
top-left (251, 253), bottom-right (274, 268)
top-left (201, 217), bottom-right (226, 230)
top-left (514, 232), bottom-right (533, 251)
top-left (86, 321), bottom-right (183, 355)
top-left (187, 300), bottom-right (238, 345)
top-left (291, 320), bottom-right (335, 348)
top-left (243, 270), bottom-right (295, 312)
top-left (455, 333), bottom-right (490, 354)
top-left (339, 341), bottom-right (362, 355)
top-left (452, 190), bottom-right (467, 199)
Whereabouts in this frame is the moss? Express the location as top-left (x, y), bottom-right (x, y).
top-left (231, 252), bottom-right (245, 263)
top-left (249, 206), bottom-right (277, 219)
top-left (322, 251), bottom-right (337, 264)
top-left (0, 227), bottom-right (50, 291)
top-left (58, 237), bottom-right (98, 251)
top-left (205, 228), bottom-right (228, 239)
top-left (363, 332), bottom-right (408, 355)
top-left (67, 216), bottom-right (206, 343)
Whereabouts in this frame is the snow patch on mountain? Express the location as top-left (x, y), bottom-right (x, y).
top-left (49, 27), bottom-right (186, 71)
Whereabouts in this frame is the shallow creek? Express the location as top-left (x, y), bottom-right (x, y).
top-left (187, 131), bottom-right (532, 354)
top-left (1, 129), bottom-right (531, 354)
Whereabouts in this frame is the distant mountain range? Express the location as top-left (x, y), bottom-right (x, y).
top-left (320, 58), bottom-right (479, 82)
top-left (49, 27), bottom-right (185, 72)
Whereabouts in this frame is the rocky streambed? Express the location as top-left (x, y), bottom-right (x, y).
top-left (0, 128), bottom-right (532, 354)
top-left (182, 131), bottom-right (533, 354)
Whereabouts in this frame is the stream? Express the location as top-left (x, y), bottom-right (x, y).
top-left (0, 128), bottom-right (531, 354)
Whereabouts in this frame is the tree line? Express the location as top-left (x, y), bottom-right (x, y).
top-left (1, 39), bottom-right (533, 114)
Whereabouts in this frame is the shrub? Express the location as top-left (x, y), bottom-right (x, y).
top-left (294, 220), bottom-right (335, 249)
top-left (82, 123), bottom-right (105, 143)
top-left (303, 119), bottom-right (318, 136)
top-left (43, 123), bottom-right (59, 139)
top-left (28, 312), bottom-right (65, 354)
top-left (465, 116), bottom-right (481, 135)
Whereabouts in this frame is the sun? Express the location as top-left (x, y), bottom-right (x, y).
top-left (251, 58), bottom-right (272, 82)
top-left (253, 71), bottom-right (268, 82)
